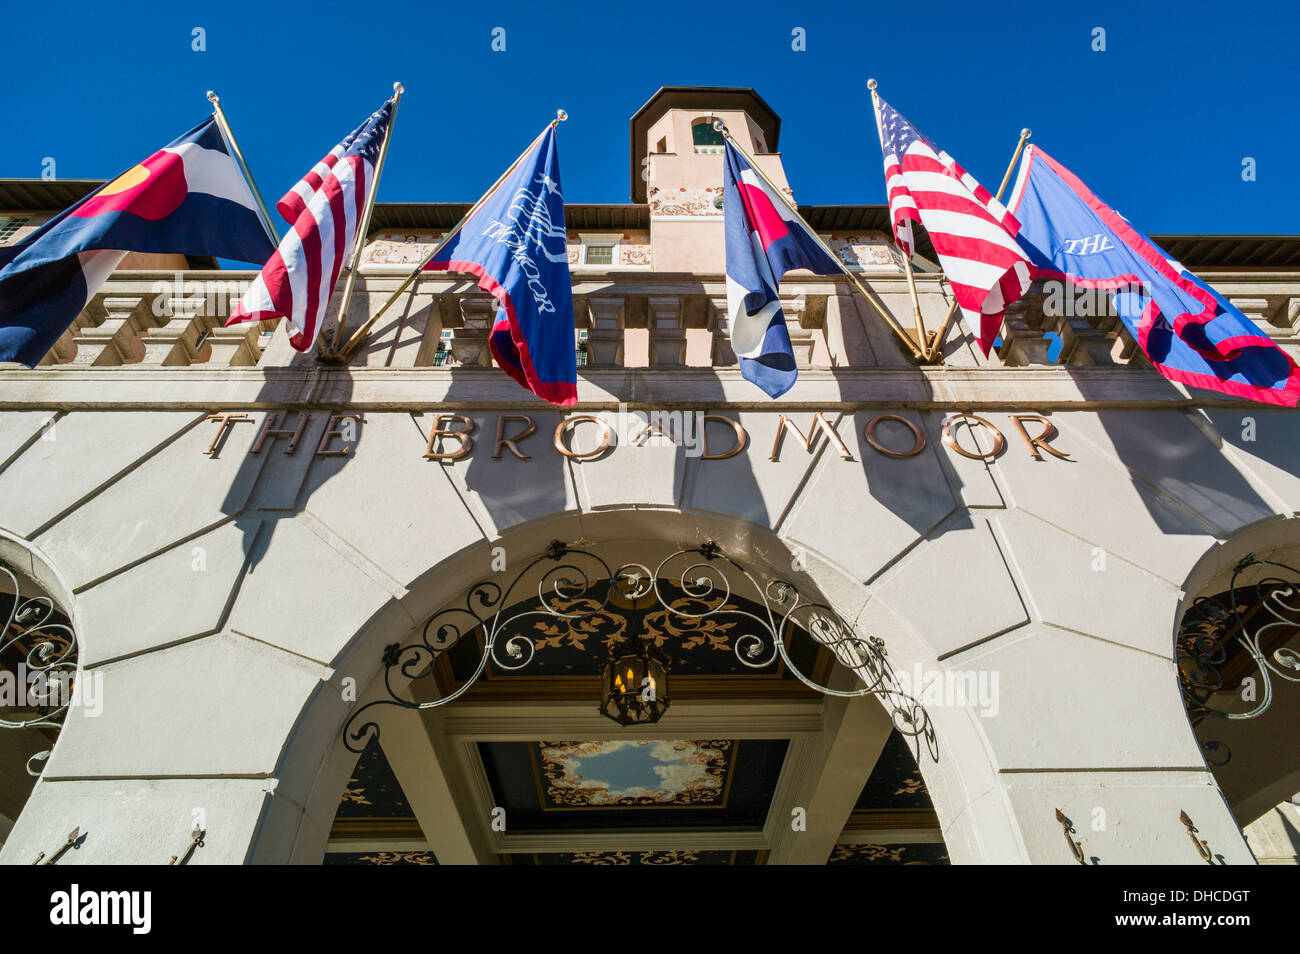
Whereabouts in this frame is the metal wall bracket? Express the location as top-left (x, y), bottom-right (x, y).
top-left (1180, 810), bottom-right (1216, 864)
top-left (1054, 809), bottom-right (1087, 864)
top-left (33, 827), bottom-right (81, 865)
top-left (168, 824), bottom-right (205, 865)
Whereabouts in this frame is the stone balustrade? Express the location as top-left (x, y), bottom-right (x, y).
top-left (22, 268), bottom-right (1300, 375)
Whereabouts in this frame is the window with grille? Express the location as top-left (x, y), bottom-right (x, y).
top-left (433, 329), bottom-right (452, 366)
top-left (583, 244), bottom-right (614, 266)
top-left (692, 119), bottom-right (725, 155)
top-left (0, 216), bottom-right (29, 245)
top-left (576, 329), bottom-right (588, 367)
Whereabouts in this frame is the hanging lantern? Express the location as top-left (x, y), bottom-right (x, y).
top-left (599, 637), bottom-right (670, 726)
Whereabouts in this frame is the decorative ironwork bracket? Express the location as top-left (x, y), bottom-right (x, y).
top-left (1176, 554), bottom-right (1300, 765)
top-left (1, 560), bottom-right (78, 776)
top-left (342, 540), bottom-right (935, 754)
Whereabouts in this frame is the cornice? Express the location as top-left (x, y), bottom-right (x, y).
top-left (0, 365), bottom-right (1264, 410)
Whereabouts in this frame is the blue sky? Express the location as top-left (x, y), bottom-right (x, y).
top-left (4, 0), bottom-right (1297, 235)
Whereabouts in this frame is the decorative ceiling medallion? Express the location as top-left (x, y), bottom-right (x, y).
top-left (538, 740), bottom-right (731, 807)
top-left (829, 843), bottom-right (950, 865)
top-left (568, 850), bottom-right (705, 865)
top-left (512, 850), bottom-right (758, 865)
top-left (324, 851), bottom-right (438, 866)
top-left (528, 593), bottom-right (742, 658)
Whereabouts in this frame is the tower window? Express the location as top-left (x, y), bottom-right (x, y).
top-left (692, 119), bottom-right (725, 156)
top-left (0, 216), bottom-right (30, 245)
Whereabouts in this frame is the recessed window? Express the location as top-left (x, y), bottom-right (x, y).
top-left (0, 216), bottom-right (30, 245)
top-left (692, 119), bottom-right (725, 156)
top-left (433, 329), bottom-right (452, 367)
top-left (583, 244), bottom-right (614, 266)
top-left (577, 233), bottom-right (621, 268)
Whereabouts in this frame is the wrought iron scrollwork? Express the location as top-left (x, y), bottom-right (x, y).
top-left (1176, 553), bottom-right (1300, 765)
top-left (0, 561), bottom-right (79, 775)
top-left (342, 540), bottom-right (934, 754)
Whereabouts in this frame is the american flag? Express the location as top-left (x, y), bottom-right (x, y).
top-left (226, 98), bottom-right (393, 351)
top-left (876, 95), bottom-right (1031, 355)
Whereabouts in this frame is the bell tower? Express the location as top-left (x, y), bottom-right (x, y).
top-left (631, 87), bottom-right (790, 273)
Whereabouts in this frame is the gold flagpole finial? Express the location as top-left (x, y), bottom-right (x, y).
top-left (712, 119), bottom-right (728, 136)
top-left (1021, 127), bottom-right (1032, 140)
top-left (556, 109), bottom-right (568, 123)
top-left (867, 78), bottom-right (878, 91)
top-left (205, 90), bottom-right (219, 104)
top-left (394, 81), bottom-right (405, 95)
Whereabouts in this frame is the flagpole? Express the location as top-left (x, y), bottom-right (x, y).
top-left (866, 80), bottom-right (930, 357)
top-left (926, 126), bottom-right (1032, 361)
top-left (320, 82), bottom-right (405, 360)
top-left (206, 91), bottom-right (280, 247)
top-left (327, 110), bottom-right (567, 363)
top-left (713, 120), bottom-right (924, 360)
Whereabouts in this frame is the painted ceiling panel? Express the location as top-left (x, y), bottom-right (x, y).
top-left (478, 738), bottom-right (789, 831)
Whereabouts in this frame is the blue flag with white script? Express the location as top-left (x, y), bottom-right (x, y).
top-left (422, 127), bottom-right (577, 406)
top-left (1009, 144), bottom-right (1300, 406)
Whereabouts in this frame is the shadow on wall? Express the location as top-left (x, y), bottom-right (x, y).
top-left (216, 339), bottom-right (358, 567)
top-left (451, 377), bottom-right (570, 542)
top-left (1062, 369), bottom-right (1276, 540)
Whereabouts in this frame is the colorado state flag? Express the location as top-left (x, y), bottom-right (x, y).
top-left (0, 117), bottom-right (276, 367)
top-left (723, 138), bottom-right (841, 398)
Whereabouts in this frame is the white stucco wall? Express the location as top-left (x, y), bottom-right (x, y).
top-left (0, 391), bottom-right (1291, 864)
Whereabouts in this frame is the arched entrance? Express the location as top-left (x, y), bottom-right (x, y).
top-left (1175, 515), bottom-right (1300, 862)
top-left (0, 532), bottom-right (85, 860)
top-left (270, 510), bottom-right (967, 865)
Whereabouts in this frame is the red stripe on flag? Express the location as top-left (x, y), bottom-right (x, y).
top-left (278, 152), bottom-right (340, 223)
top-left (291, 204), bottom-right (325, 350)
top-left (924, 230), bottom-right (1025, 268)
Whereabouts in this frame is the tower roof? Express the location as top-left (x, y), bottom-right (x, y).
top-left (629, 86), bottom-right (782, 202)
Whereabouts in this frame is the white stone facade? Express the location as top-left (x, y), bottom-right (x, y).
top-left (1, 89), bottom-right (1297, 866)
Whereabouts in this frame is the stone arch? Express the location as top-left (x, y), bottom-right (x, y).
top-left (1174, 514), bottom-right (1300, 829)
top-left (263, 508), bottom-right (1007, 865)
top-left (0, 530), bottom-right (83, 845)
